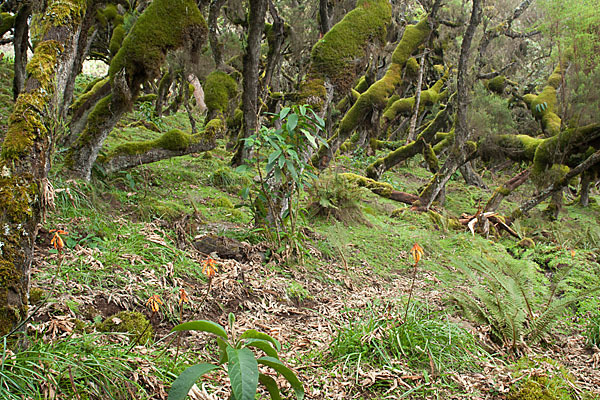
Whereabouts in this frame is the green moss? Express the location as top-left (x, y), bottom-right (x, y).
top-left (108, 0), bottom-right (207, 89)
top-left (486, 75), bottom-right (506, 94)
top-left (136, 94), bottom-right (157, 103)
top-left (210, 196), bottom-right (234, 209)
top-left (109, 24), bottom-right (126, 57)
top-left (298, 78), bottom-right (327, 111)
top-left (103, 129), bottom-right (198, 160)
top-left (70, 77), bottom-right (109, 112)
top-left (98, 311), bottom-right (152, 344)
top-left (0, 12), bottom-right (15, 36)
top-left (204, 118), bottom-right (225, 138)
top-left (29, 288), bottom-right (44, 304)
top-left (405, 57), bottom-right (419, 78)
top-left (392, 18), bottom-right (430, 65)
top-left (204, 70), bottom-right (237, 115)
top-left (508, 358), bottom-right (576, 400)
top-left (341, 172), bottom-right (394, 197)
top-left (310, 0), bottom-right (391, 90)
top-left (517, 237), bottom-right (535, 248)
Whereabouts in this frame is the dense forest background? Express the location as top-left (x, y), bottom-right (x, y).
top-left (1, 0), bottom-right (600, 398)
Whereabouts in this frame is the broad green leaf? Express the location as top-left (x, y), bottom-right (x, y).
top-left (217, 337), bottom-right (229, 364)
top-left (287, 113), bottom-right (299, 133)
top-left (302, 131), bottom-right (317, 148)
top-left (258, 357), bottom-right (304, 400)
top-left (268, 149), bottom-right (282, 166)
top-left (298, 105), bottom-right (306, 116)
top-left (259, 373), bottom-right (282, 400)
top-left (172, 321), bottom-right (227, 339)
top-left (239, 187), bottom-right (250, 201)
top-left (227, 347), bottom-right (259, 400)
top-left (235, 164), bottom-right (250, 173)
top-left (279, 107), bottom-right (291, 119)
top-left (168, 363), bottom-right (219, 400)
top-left (243, 338), bottom-right (279, 358)
top-left (286, 160), bottom-right (299, 183)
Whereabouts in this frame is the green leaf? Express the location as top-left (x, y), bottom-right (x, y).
top-left (229, 313), bottom-right (236, 333)
top-left (298, 105), bottom-right (306, 116)
top-left (279, 107), bottom-right (291, 119)
top-left (235, 164), bottom-right (250, 173)
top-left (243, 338), bottom-right (279, 358)
top-left (240, 186), bottom-right (250, 201)
top-left (258, 357), bottom-right (304, 400)
top-left (168, 363), bottom-right (219, 400)
top-left (227, 347), bottom-right (259, 400)
top-left (268, 149), bottom-right (282, 166)
top-left (287, 113), bottom-right (299, 133)
top-left (286, 160), bottom-right (299, 183)
top-left (217, 337), bottom-right (229, 364)
top-left (259, 374), bottom-right (282, 400)
top-left (172, 321), bottom-right (228, 340)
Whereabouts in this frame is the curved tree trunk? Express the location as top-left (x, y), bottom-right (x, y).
top-left (0, 0), bottom-right (87, 336)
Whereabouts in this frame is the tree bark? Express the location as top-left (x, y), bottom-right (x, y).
top-left (484, 168), bottom-right (530, 213)
top-left (231, 0), bottom-right (268, 166)
top-left (12, 3), bottom-right (30, 100)
top-left (208, 0), bottom-right (226, 68)
top-left (419, 0), bottom-right (482, 208)
top-left (460, 162), bottom-right (487, 188)
top-left (319, 0), bottom-right (331, 35)
top-left (0, 0), bottom-right (87, 336)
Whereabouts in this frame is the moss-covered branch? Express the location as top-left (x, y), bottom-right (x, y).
top-left (98, 129), bottom-right (216, 174)
top-left (314, 16), bottom-right (431, 169)
top-left (341, 173), bottom-right (419, 204)
top-left (366, 103), bottom-right (451, 180)
top-left (522, 64), bottom-right (563, 137)
top-left (65, 0), bottom-right (208, 180)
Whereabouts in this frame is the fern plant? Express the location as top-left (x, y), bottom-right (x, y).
top-left (452, 257), bottom-right (599, 352)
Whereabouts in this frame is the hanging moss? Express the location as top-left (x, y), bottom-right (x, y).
top-left (205, 70), bottom-right (237, 115)
top-left (310, 0), bottom-right (391, 91)
top-left (108, 0), bottom-right (207, 89)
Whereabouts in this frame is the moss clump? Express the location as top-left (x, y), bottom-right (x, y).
top-left (486, 75), bottom-right (506, 94)
top-left (109, 24), bottom-right (126, 57)
top-left (136, 94), bottom-right (157, 103)
top-left (210, 196), bottom-right (234, 209)
top-left (517, 237), bottom-right (535, 248)
top-left (103, 129), bottom-right (196, 160)
top-left (98, 311), bottom-right (152, 344)
top-left (298, 78), bottom-right (328, 111)
top-left (108, 0), bottom-right (207, 90)
top-left (310, 0), bottom-right (391, 91)
top-left (29, 288), bottom-right (44, 304)
top-left (204, 71), bottom-right (237, 115)
top-left (0, 12), bottom-right (15, 36)
top-left (204, 118), bottom-right (225, 138)
top-left (508, 358), bottom-right (576, 400)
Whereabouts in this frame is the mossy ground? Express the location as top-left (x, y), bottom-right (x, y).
top-left (3, 65), bottom-right (600, 398)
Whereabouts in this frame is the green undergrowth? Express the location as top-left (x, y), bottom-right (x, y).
top-left (330, 299), bottom-right (492, 396)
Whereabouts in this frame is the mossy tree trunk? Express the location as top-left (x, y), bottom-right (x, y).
top-left (0, 0), bottom-right (87, 336)
top-left (313, 16), bottom-right (431, 169)
top-left (231, 0), bottom-right (268, 167)
top-left (419, 0), bottom-right (482, 209)
top-left (64, 0), bottom-right (208, 180)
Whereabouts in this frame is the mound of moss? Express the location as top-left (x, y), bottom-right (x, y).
top-left (98, 311), bottom-right (152, 344)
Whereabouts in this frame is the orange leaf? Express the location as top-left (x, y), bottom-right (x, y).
top-left (146, 295), bottom-right (163, 313)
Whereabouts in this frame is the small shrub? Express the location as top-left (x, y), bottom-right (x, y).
top-left (307, 173), bottom-right (366, 224)
top-left (169, 313), bottom-right (304, 400)
top-left (208, 167), bottom-right (251, 193)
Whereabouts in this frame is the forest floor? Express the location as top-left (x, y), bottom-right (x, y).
top-left (2, 59), bottom-right (600, 399)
